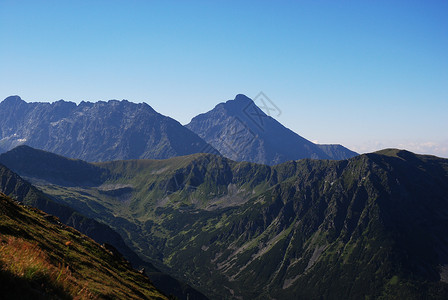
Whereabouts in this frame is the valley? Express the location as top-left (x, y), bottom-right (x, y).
top-left (2, 146), bottom-right (448, 299)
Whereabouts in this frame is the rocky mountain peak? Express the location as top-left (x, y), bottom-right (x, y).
top-left (216, 94), bottom-right (255, 115)
top-left (0, 96), bottom-right (218, 161)
top-left (0, 95), bottom-right (26, 106)
top-left (187, 94), bottom-right (358, 164)
top-left (233, 93), bottom-right (253, 104)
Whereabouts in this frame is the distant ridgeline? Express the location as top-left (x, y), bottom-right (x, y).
top-left (2, 145), bottom-right (448, 299)
top-left (0, 95), bottom-right (356, 164)
top-left (0, 95), bottom-right (219, 162)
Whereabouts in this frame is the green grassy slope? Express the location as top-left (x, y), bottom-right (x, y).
top-left (0, 192), bottom-right (168, 299)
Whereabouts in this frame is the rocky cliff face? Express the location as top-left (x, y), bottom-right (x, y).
top-left (186, 94), bottom-right (357, 165)
top-left (0, 95), bottom-right (218, 161)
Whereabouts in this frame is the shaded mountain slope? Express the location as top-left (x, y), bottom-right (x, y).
top-left (2, 146), bottom-right (448, 299)
top-left (0, 95), bottom-right (218, 161)
top-left (317, 143), bottom-right (358, 159)
top-left (0, 192), bottom-right (168, 299)
top-left (0, 158), bottom-right (208, 300)
top-left (186, 94), bottom-right (357, 165)
top-left (0, 160), bottom-right (152, 271)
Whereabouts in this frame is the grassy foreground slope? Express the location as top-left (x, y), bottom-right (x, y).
top-left (0, 192), bottom-right (168, 300)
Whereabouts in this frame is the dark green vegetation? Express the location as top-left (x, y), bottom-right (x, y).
top-left (2, 146), bottom-right (448, 299)
top-left (0, 95), bottom-right (218, 161)
top-left (186, 94), bottom-right (357, 164)
top-left (0, 159), bottom-right (208, 300)
top-left (0, 192), bottom-right (168, 299)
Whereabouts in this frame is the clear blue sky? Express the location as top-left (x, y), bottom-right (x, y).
top-left (1, 0), bottom-right (447, 157)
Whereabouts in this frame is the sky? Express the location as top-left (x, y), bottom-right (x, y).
top-left (1, 0), bottom-right (447, 157)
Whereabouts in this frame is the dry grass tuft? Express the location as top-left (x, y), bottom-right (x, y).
top-left (0, 235), bottom-right (96, 299)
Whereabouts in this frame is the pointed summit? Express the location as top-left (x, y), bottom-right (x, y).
top-left (233, 94), bottom-right (252, 103)
top-left (216, 94), bottom-right (256, 116)
top-left (187, 94), bottom-right (358, 164)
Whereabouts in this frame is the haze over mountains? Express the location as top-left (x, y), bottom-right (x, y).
top-left (0, 95), bottom-right (356, 164)
top-left (1, 145), bottom-right (448, 299)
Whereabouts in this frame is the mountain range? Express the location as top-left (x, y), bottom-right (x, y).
top-left (0, 95), bottom-right (356, 164)
top-left (2, 94), bottom-right (445, 299)
top-left (2, 145), bottom-right (447, 299)
top-left (0, 95), bottom-right (218, 162)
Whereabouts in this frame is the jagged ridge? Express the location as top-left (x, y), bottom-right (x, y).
top-left (0, 95), bottom-right (218, 162)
